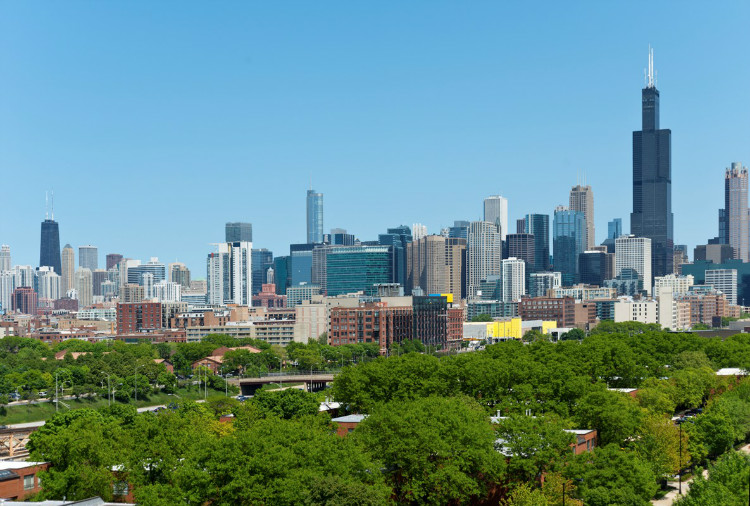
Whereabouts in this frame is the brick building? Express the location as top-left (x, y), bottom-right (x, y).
top-left (519, 296), bottom-right (576, 328)
top-left (252, 283), bottom-right (287, 308)
top-left (11, 287), bottom-right (37, 316)
top-left (117, 302), bottom-right (163, 334)
top-left (330, 302), bottom-right (412, 352)
top-left (0, 461), bottom-right (49, 500)
top-left (171, 309), bottom-right (230, 329)
top-left (678, 292), bottom-right (728, 326)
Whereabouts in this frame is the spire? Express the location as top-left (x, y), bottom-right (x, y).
top-left (645, 45), bottom-right (656, 89)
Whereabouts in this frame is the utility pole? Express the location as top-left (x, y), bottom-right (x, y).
top-left (679, 421), bottom-right (682, 495)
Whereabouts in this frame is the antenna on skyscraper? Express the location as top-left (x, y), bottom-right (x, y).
top-left (51, 190), bottom-right (54, 220)
top-left (45, 191), bottom-right (49, 220)
top-left (646, 45), bottom-right (655, 89)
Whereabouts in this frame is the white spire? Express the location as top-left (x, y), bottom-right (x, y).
top-left (646, 45), bottom-right (655, 89)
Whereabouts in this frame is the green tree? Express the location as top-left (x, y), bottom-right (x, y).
top-left (676, 450), bottom-right (750, 506)
top-left (573, 388), bottom-right (644, 446)
top-left (470, 313), bottom-right (493, 322)
top-left (561, 328), bottom-right (585, 341)
top-left (253, 388), bottom-right (320, 419)
top-left (633, 415), bottom-right (688, 480)
top-left (355, 396), bottom-right (505, 504)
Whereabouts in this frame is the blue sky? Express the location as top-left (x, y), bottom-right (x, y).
top-left (1, 2), bottom-right (749, 275)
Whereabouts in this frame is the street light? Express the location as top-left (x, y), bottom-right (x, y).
top-left (101, 373), bottom-right (112, 407)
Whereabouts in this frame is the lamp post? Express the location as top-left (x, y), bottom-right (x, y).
top-left (679, 420), bottom-right (682, 495)
top-left (101, 373), bottom-right (112, 407)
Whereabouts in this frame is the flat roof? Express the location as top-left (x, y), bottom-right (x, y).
top-left (331, 414), bottom-right (368, 423)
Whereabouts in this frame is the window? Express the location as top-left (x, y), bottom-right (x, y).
top-left (24, 474), bottom-right (35, 490)
top-left (113, 481), bottom-right (129, 496)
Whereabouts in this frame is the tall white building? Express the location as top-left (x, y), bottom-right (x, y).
top-left (74, 267), bottom-right (93, 308)
top-left (0, 271), bottom-right (14, 314)
top-left (483, 195), bottom-right (509, 240)
top-left (142, 272), bottom-right (155, 300)
top-left (13, 265), bottom-right (34, 289)
top-left (615, 235), bottom-right (652, 295)
top-left (501, 257), bottom-right (526, 302)
top-left (153, 281), bottom-right (182, 302)
top-left (569, 185), bottom-right (595, 250)
top-left (467, 221), bottom-right (503, 298)
top-left (207, 241), bottom-right (252, 305)
top-left (78, 245), bottom-right (98, 271)
top-left (61, 244), bottom-right (75, 294)
top-left (706, 269), bottom-right (738, 306)
top-left (36, 267), bottom-right (61, 301)
top-left (654, 273), bottom-right (694, 295)
top-left (0, 245), bottom-right (10, 272)
top-left (529, 272), bottom-right (562, 298)
top-left (412, 223), bottom-right (427, 241)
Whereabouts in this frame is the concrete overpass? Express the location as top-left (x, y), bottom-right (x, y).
top-left (234, 372), bottom-right (336, 396)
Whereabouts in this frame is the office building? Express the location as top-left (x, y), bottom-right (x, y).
top-left (0, 245), bottom-right (10, 272)
top-left (694, 244), bottom-right (734, 264)
top-left (525, 214), bottom-right (550, 271)
top-left (529, 272), bottom-right (562, 298)
top-left (78, 245), bottom-right (98, 271)
top-left (681, 260), bottom-right (750, 306)
top-left (92, 269), bottom-right (108, 297)
top-left (719, 163), bottom-right (749, 261)
top-left (106, 253), bottom-right (123, 271)
top-left (553, 206), bottom-right (586, 286)
top-left (654, 274), bottom-right (694, 295)
top-left (705, 269), bottom-right (738, 306)
top-left (506, 233), bottom-right (535, 272)
top-left (61, 244), bottom-right (75, 293)
top-left (326, 228), bottom-right (356, 246)
top-left (307, 190), bottom-right (324, 243)
top-left (329, 303), bottom-right (413, 351)
top-left (122, 283), bottom-right (145, 303)
top-left (35, 267), bottom-right (61, 302)
top-left (448, 220), bottom-right (470, 241)
top-left (0, 271), bottom-right (13, 314)
top-left (484, 195), bottom-right (509, 239)
top-left (615, 235), bottom-right (652, 295)
top-left (570, 184), bottom-right (595, 249)
top-left (604, 269), bottom-right (643, 297)
top-left (169, 263), bottom-right (191, 288)
top-left (379, 226), bottom-right (413, 292)
top-left (251, 249), bottom-right (274, 295)
top-left (406, 235), bottom-right (465, 301)
top-left (117, 302), bottom-right (162, 334)
top-left (578, 251), bottom-right (608, 287)
top-left (516, 218), bottom-right (526, 234)
top-left (631, 47), bottom-right (673, 277)
top-left (286, 283), bottom-right (320, 308)
top-left (127, 258), bottom-right (166, 285)
top-left (273, 256), bottom-right (291, 295)
top-left (39, 218), bottom-right (61, 274)
top-left (413, 295), bottom-right (462, 349)
top-left (467, 221), bottom-right (503, 298)
top-left (153, 281), bottom-right (182, 303)
top-left (225, 222), bottom-right (253, 243)
top-left (519, 296), bottom-right (576, 328)
top-left (673, 245), bottom-right (688, 274)
top-left (326, 245), bottom-right (392, 296)
top-left (502, 258), bottom-right (526, 302)
top-left (74, 268), bottom-right (93, 308)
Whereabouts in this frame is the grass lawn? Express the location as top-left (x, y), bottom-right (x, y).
top-left (0, 387), bottom-right (220, 425)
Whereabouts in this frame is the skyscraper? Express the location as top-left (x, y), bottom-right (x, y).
top-left (553, 206), bottom-right (586, 286)
top-left (615, 235), bottom-right (652, 295)
top-left (506, 233), bottom-right (535, 272)
top-left (61, 244), bottom-right (75, 294)
top-left (40, 219), bottom-right (61, 274)
top-left (168, 262), bottom-right (191, 288)
top-left (207, 241), bottom-right (252, 305)
top-left (106, 253), bottom-right (123, 271)
top-left (483, 195), bottom-right (509, 240)
top-left (719, 163), bottom-right (749, 262)
top-left (608, 219), bottom-right (623, 240)
top-left (525, 214), bottom-right (550, 271)
top-left (467, 221), bottom-right (503, 298)
top-left (411, 223), bottom-right (427, 241)
top-left (501, 257), bottom-right (526, 302)
top-left (306, 190), bottom-right (324, 243)
top-left (570, 184), bottom-right (595, 250)
top-left (225, 222), bottom-right (253, 243)
top-left (251, 249), bottom-right (274, 295)
top-left (0, 245), bottom-right (10, 272)
top-left (379, 226), bottom-right (413, 291)
top-left (74, 267), bottom-right (93, 309)
top-left (79, 245), bottom-right (98, 271)
top-left (631, 47), bottom-right (673, 277)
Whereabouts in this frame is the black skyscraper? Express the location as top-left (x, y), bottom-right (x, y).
top-left (40, 219), bottom-right (61, 274)
top-left (631, 48), bottom-right (673, 277)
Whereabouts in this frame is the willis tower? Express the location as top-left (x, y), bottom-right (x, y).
top-left (631, 47), bottom-right (673, 277)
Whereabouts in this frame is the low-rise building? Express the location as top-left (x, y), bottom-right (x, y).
top-left (0, 461), bottom-right (49, 501)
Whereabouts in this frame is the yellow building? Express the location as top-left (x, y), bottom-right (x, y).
top-left (482, 318), bottom-right (558, 340)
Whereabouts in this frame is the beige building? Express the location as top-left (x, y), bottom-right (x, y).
top-left (570, 184), bottom-right (595, 250)
top-left (61, 244), bottom-right (75, 294)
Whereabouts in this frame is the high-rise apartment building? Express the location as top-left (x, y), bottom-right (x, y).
top-left (0, 245), bottom-right (10, 272)
top-left (406, 235), bottom-right (465, 300)
top-left (615, 235), bottom-right (652, 295)
top-left (448, 221), bottom-right (470, 241)
top-left (306, 190), bottom-right (324, 243)
top-left (553, 206), bottom-right (586, 286)
top-left (127, 258), bottom-right (166, 285)
top-left (570, 184), bottom-right (595, 250)
top-left (506, 233), bottom-right (535, 272)
top-left (483, 195), bottom-right (509, 240)
top-left (529, 272), bottom-right (562, 298)
top-left (78, 245), bottom-right (98, 271)
top-left (467, 221), bottom-right (503, 298)
top-left (74, 268), bottom-right (93, 308)
top-left (207, 241), bottom-right (253, 305)
top-left (225, 222), bottom-right (253, 243)
top-left (35, 267), bottom-right (61, 302)
top-left (631, 47), bottom-right (673, 277)
top-left (40, 219), bottom-right (61, 274)
top-left (719, 163), bottom-right (749, 261)
top-left (168, 263), bottom-right (191, 288)
top-left (654, 273), bottom-right (694, 295)
top-left (578, 251), bottom-right (607, 287)
top-left (705, 269), bottom-right (738, 306)
top-left (92, 269), bottom-right (108, 297)
top-left (411, 223), bottom-right (427, 241)
top-left (12, 287), bottom-right (37, 315)
top-left (61, 244), bottom-right (75, 293)
top-left (501, 257), bottom-right (526, 302)
top-left (525, 214), bottom-right (550, 271)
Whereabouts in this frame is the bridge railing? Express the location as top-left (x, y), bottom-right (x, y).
top-left (259, 370), bottom-right (339, 377)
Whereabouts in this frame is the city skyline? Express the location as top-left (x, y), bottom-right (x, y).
top-left (1, 3), bottom-right (749, 274)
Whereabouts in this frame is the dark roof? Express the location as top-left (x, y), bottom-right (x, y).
top-left (0, 469), bottom-right (20, 481)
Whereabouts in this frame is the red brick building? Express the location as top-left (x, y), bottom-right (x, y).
top-left (252, 283), bottom-right (287, 308)
top-left (519, 296), bottom-right (576, 328)
top-left (0, 461), bottom-right (49, 500)
top-left (329, 303), bottom-right (412, 352)
top-left (447, 307), bottom-right (464, 348)
top-left (331, 414), bottom-right (367, 437)
top-left (117, 302), bottom-right (163, 334)
top-left (171, 309), bottom-right (230, 329)
top-left (11, 287), bottom-right (37, 316)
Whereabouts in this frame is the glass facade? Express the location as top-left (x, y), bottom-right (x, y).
top-left (378, 225), bottom-right (413, 292)
top-left (39, 219), bottom-right (61, 274)
top-left (326, 245), bottom-right (392, 296)
top-left (306, 190), bottom-right (324, 243)
top-left (251, 248), bottom-right (274, 295)
top-left (225, 222), bottom-right (253, 243)
top-left (553, 209), bottom-right (585, 286)
top-left (525, 214), bottom-right (550, 271)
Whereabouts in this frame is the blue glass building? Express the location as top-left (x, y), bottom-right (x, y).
top-left (553, 208), bottom-right (586, 286)
top-left (306, 190), bottom-right (324, 244)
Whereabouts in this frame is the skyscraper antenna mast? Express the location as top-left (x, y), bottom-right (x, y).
top-left (45, 192), bottom-right (49, 220)
top-left (646, 45), bottom-right (655, 89)
top-left (51, 190), bottom-right (54, 220)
